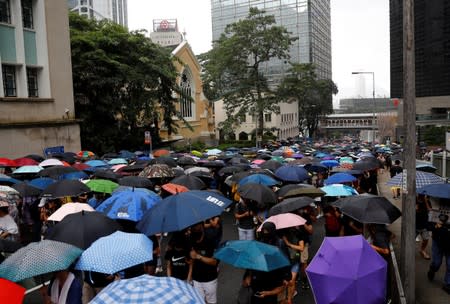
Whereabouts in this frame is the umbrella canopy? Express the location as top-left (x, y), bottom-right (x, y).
top-left (276, 184), bottom-right (314, 197)
top-left (13, 157), bottom-right (38, 167)
top-left (218, 166), bottom-right (246, 176)
top-left (96, 190), bottom-right (161, 221)
top-left (0, 278), bottom-right (26, 304)
top-left (177, 156), bottom-right (197, 166)
top-left (46, 211), bottom-right (122, 249)
top-left (257, 213), bottom-right (306, 231)
top-left (92, 170), bottom-right (120, 182)
top-left (12, 165), bottom-right (43, 174)
top-left (153, 149), bottom-right (171, 157)
top-left (0, 239), bottom-right (22, 253)
top-left (324, 173), bottom-right (357, 185)
top-left (0, 176), bottom-right (20, 186)
top-left (0, 158), bottom-right (17, 167)
top-left (161, 183), bottom-right (189, 194)
top-left (107, 158), bottom-right (128, 165)
top-left (206, 148), bottom-right (222, 156)
top-left (150, 157), bottom-right (177, 168)
top-left (75, 231), bottom-right (153, 274)
top-left (304, 163), bottom-right (328, 173)
top-left (251, 159), bottom-right (266, 165)
top-left (0, 240), bottom-right (82, 282)
top-left (139, 164), bottom-right (174, 179)
top-left (418, 183), bottom-right (450, 199)
top-left (86, 179), bottom-right (119, 194)
top-left (11, 182), bottom-right (41, 197)
top-left (137, 190), bottom-right (231, 235)
top-left (238, 174), bottom-right (279, 187)
top-left (352, 158), bottom-right (381, 171)
top-left (171, 175), bottom-right (207, 190)
top-left (320, 160), bottom-right (340, 168)
top-left (260, 160), bottom-right (283, 172)
top-left (283, 187), bottom-right (326, 199)
top-left (184, 166), bottom-right (210, 175)
top-left (386, 171), bottom-right (444, 189)
top-left (118, 176), bottom-right (153, 189)
top-left (60, 171), bottom-right (89, 180)
top-left (85, 160), bottom-right (109, 168)
top-left (214, 240), bottom-right (290, 272)
top-left (320, 184), bottom-right (359, 197)
top-left (268, 196), bottom-right (315, 216)
top-left (38, 165), bottom-right (78, 179)
top-left (306, 235), bottom-right (387, 304)
top-left (72, 162), bottom-right (91, 171)
top-left (41, 179), bottom-right (90, 199)
top-left (332, 194), bottom-right (401, 224)
top-left (47, 203), bottom-right (95, 221)
top-left (238, 183), bottom-right (277, 207)
top-left (90, 274), bottom-right (204, 304)
top-left (39, 158), bottom-right (65, 167)
top-left (275, 165), bottom-right (310, 183)
top-left (77, 150), bottom-right (95, 159)
top-left (28, 177), bottom-right (56, 190)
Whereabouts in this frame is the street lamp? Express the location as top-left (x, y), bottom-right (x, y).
top-left (352, 71), bottom-right (376, 144)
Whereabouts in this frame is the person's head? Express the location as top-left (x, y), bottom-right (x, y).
top-left (438, 213), bottom-right (449, 225)
top-left (394, 160), bottom-right (400, 166)
top-left (0, 202), bottom-right (9, 217)
top-left (169, 231), bottom-right (189, 250)
top-left (189, 222), bottom-right (205, 243)
top-left (259, 221), bottom-right (277, 244)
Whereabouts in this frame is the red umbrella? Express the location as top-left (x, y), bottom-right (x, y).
top-left (13, 157), bottom-right (38, 166)
top-left (72, 162), bottom-right (91, 170)
top-left (153, 149), bottom-right (170, 158)
top-left (0, 158), bottom-right (17, 167)
top-left (0, 278), bottom-right (25, 304)
top-left (162, 183), bottom-right (189, 194)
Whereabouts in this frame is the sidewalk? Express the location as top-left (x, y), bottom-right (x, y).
top-left (378, 170), bottom-right (449, 304)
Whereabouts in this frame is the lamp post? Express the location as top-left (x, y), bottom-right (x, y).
top-left (352, 71), bottom-right (376, 144)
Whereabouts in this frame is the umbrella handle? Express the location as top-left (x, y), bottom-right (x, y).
top-left (25, 280), bottom-right (50, 295)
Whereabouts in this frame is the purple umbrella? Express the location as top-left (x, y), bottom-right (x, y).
top-left (306, 235), bottom-right (387, 304)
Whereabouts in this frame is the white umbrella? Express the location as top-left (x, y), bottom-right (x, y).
top-left (39, 158), bottom-right (64, 167)
top-left (48, 203), bottom-right (95, 222)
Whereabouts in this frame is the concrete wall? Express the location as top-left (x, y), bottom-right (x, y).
top-left (397, 95), bottom-right (450, 123)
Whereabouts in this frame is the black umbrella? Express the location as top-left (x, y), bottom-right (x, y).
top-left (118, 164), bottom-right (146, 174)
top-left (93, 170), bottom-right (120, 182)
top-left (12, 182), bottom-right (42, 197)
top-left (45, 211), bottom-right (122, 249)
top-left (188, 170), bottom-right (214, 181)
top-left (260, 160), bottom-right (283, 172)
top-left (283, 187), bottom-right (325, 199)
top-left (277, 184), bottom-right (315, 197)
top-left (200, 161), bottom-right (225, 168)
top-left (150, 157), bottom-right (177, 168)
top-left (218, 166), bottom-right (245, 176)
top-left (38, 166), bottom-right (79, 179)
top-left (304, 162), bottom-right (328, 173)
top-left (177, 156), bottom-right (197, 166)
top-left (256, 154), bottom-right (272, 161)
top-left (229, 157), bottom-right (250, 165)
top-left (24, 154), bottom-right (44, 162)
top-left (268, 196), bottom-right (315, 216)
top-left (118, 176), bottom-right (153, 189)
top-left (41, 179), bottom-right (90, 199)
top-left (171, 175), bottom-right (207, 190)
top-left (238, 183), bottom-right (277, 208)
top-left (101, 152), bottom-right (120, 160)
top-left (332, 194), bottom-right (402, 224)
top-left (0, 239), bottom-right (23, 253)
top-left (352, 158), bottom-right (381, 171)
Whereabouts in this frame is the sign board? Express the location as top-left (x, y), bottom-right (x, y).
top-left (401, 169), bottom-right (407, 192)
top-left (144, 131), bottom-right (151, 145)
top-left (446, 132), bottom-right (450, 151)
top-left (43, 146), bottom-right (64, 157)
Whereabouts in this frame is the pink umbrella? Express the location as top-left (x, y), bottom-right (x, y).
top-left (111, 164), bottom-right (127, 172)
top-left (257, 213), bottom-right (306, 232)
top-left (252, 159), bottom-right (266, 165)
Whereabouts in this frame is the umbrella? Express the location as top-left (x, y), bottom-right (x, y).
top-left (417, 183), bottom-right (450, 199)
top-left (38, 165), bottom-right (78, 179)
top-left (90, 274), bottom-right (204, 304)
top-left (39, 158), bottom-right (64, 167)
top-left (47, 203), bottom-right (95, 221)
top-left (46, 211), bottom-right (122, 249)
top-left (386, 171), bottom-right (444, 189)
top-left (0, 158), bottom-right (17, 167)
top-left (416, 163), bottom-right (437, 173)
top-left (11, 182), bottom-right (41, 197)
top-left (324, 173), bottom-right (357, 185)
top-left (59, 171), bottom-right (89, 180)
top-left (304, 163), bottom-right (328, 173)
top-left (139, 164), bottom-right (174, 179)
top-left (190, 150), bottom-right (203, 157)
top-left (283, 187), bottom-right (327, 199)
top-left (150, 157), bottom-right (177, 168)
top-left (119, 176), bottom-right (153, 189)
top-left (320, 184), bottom-right (359, 197)
top-left (177, 156), bottom-right (197, 166)
top-left (260, 160), bottom-right (283, 172)
top-left (161, 183), bottom-right (189, 194)
top-left (320, 160), bottom-right (340, 168)
top-left (238, 174), bottom-right (279, 187)
top-left (306, 235), bottom-right (387, 304)
top-left (275, 165), bottom-right (310, 183)
top-left (96, 190), bottom-right (161, 221)
top-left (86, 179), bottom-right (119, 194)
top-left (0, 278), bottom-right (25, 304)
top-left (206, 148), bottom-right (222, 156)
top-left (12, 165), bottom-right (43, 174)
top-left (85, 160), bottom-right (108, 168)
top-left (276, 184), bottom-right (314, 197)
top-left (28, 177), bottom-right (56, 190)
top-left (170, 175), bottom-right (206, 190)
top-left (238, 183), bottom-right (277, 207)
top-left (218, 166), bottom-right (245, 176)
top-left (72, 162), bottom-right (91, 171)
top-left (41, 179), bottom-right (90, 199)
top-left (137, 190), bottom-right (232, 235)
top-left (75, 231), bottom-right (153, 274)
top-left (352, 158), bottom-right (381, 171)
top-left (268, 196), bottom-right (315, 216)
top-left (184, 166), bottom-right (210, 175)
top-left (92, 170), bottom-right (120, 182)
top-left (252, 159), bottom-right (266, 165)
top-left (257, 213), bottom-right (306, 231)
top-left (13, 157), bottom-right (38, 167)
top-left (0, 176), bottom-right (20, 186)
top-left (332, 194), bottom-right (402, 224)
top-left (107, 158), bottom-right (128, 165)
top-left (153, 149), bottom-right (171, 158)
top-left (200, 160), bottom-right (225, 168)
top-left (0, 240), bottom-right (83, 282)
top-left (77, 150), bottom-right (95, 159)
top-left (229, 157), bottom-right (249, 165)
top-left (214, 240), bottom-right (290, 272)
top-left (0, 239), bottom-right (22, 253)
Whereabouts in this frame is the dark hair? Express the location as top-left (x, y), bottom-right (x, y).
top-left (394, 160), bottom-right (400, 165)
top-left (0, 206), bottom-right (9, 214)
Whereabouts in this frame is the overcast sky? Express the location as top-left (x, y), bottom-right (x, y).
top-left (128, 0), bottom-right (390, 105)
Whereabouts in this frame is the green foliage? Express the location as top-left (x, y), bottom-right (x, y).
top-left (69, 13), bottom-right (182, 153)
top-left (421, 126), bottom-right (450, 146)
top-left (200, 7), bottom-right (296, 135)
top-left (277, 63), bottom-right (338, 138)
top-left (217, 141), bottom-right (254, 150)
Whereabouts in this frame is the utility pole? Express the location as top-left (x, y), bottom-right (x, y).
top-left (401, 0), bottom-right (416, 303)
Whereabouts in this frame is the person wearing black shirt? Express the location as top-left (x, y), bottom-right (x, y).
top-left (427, 214), bottom-right (450, 294)
top-left (234, 198), bottom-right (256, 240)
top-left (165, 232), bottom-right (192, 281)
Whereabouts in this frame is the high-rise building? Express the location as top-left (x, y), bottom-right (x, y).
top-left (211, 0), bottom-right (332, 85)
top-left (68, 0), bottom-right (128, 27)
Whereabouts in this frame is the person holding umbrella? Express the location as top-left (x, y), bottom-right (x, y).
top-left (164, 231), bottom-right (193, 282)
top-left (234, 198), bottom-right (256, 241)
top-left (40, 269), bottom-right (82, 304)
top-left (0, 200), bottom-right (19, 241)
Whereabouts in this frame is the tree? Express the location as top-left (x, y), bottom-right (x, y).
top-left (278, 63), bottom-right (338, 138)
top-left (377, 112), bottom-right (397, 142)
top-left (69, 13), bottom-right (183, 153)
top-left (200, 7), bottom-right (296, 138)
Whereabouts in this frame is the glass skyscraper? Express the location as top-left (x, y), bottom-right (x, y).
top-left (211, 0), bottom-right (332, 85)
top-left (68, 0), bottom-right (128, 27)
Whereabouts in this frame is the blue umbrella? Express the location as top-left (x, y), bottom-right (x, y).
top-left (96, 190), bottom-right (161, 221)
top-left (107, 158), bottom-right (128, 165)
top-left (0, 240), bottom-right (82, 282)
top-left (324, 173), bottom-right (357, 185)
top-left (214, 240), bottom-right (290, 272)
top-left (137, 190), bottom-right (232, 235)
top-left (12, 165), bottom-right (43, 174)
top-left (387, 171), bottom-right (444, 189)
top-left (320, 160), bottom-right (340, 168)
top-left (275, 165), bottom-right (310, 183)
top-left (85, 160), bottom-right (109, 167)
top-left (314, 152), bottom-right (329, 159)
top-left (118, 150), bottom-right (135, 160)
top-left (59, 171), bottom-right (89, 180)
top-left (238, 174), bottom-right (279, 186)
top-left (304, 163), bottom-right (328, 173)
top-left (417, 183), bottom-right (450, 199)
top-left (320, 184), bottom-right (359, 197)
top-left (28, 177), bottom-right (56, 190)
top-left (0, 176), bottom-right (20, 185)
top-left (75, 231), bottom-right (152, 274)
top-left (90, 275), bottom-right (205, 304)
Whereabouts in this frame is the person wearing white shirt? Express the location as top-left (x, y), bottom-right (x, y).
top-left (0, 201), bottom-right (19, 241)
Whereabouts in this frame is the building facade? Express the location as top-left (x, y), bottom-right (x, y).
top-left (390, 0), bottom-right (450, 127)
top-left (68, 0), bottom-right (128, 27)
top-left (0, 0), bottom-right (81, 157)
top-left (149, 19), bottom-right (184, 48)
top-left (337, 98), bottom-right (399, 114)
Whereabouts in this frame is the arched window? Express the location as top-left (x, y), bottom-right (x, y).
top-left (180, 68), bottom-right (195, 119)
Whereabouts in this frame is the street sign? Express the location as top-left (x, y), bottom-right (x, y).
top-left (144, 131), bottom-right (151, 144)
top-left (43, 146), bottom-right (64, 158)
top-left (446, 132), bottom-right (450, 151)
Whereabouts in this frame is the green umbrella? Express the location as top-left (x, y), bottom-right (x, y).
top-left (86, 179), bottom-right (119, 194)
top-left (271, 156), bottom-right (285, 163)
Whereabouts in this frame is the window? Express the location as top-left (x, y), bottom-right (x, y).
top-left (26, 68), bottom-right (38, 97)
top-left (0, 0), bottom-right (11, 24)
top-left (22, 0), bottom-right (33, 29)
top-left (265, 113), bottom-right (272, 122)
top-left (2, 65), bottom-right (16, 97)
top-left (180, 72), bottom-right (193, 118)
